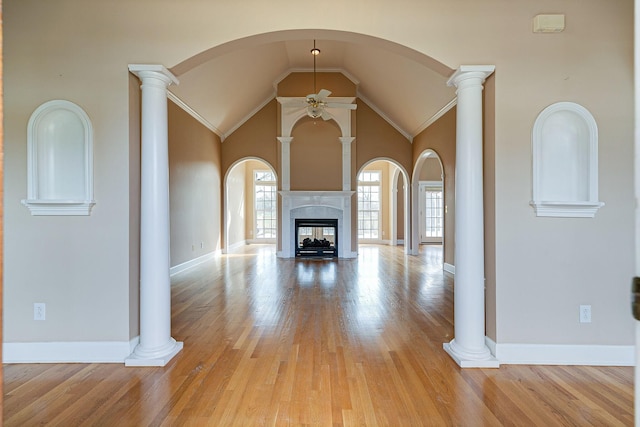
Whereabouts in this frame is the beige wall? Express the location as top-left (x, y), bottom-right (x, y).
top-left (413, 108), bottom-right (456, 266)
top-left (168, 100), bottom-right (222, 267)
top-left (4, 0), bottom-right (634, 353)
top-left (355, 101), bottom-right (412, 178)
top-left (290, 119), bottom-right (343, 191)
top-left (222, 100), bottom-right (278, 178)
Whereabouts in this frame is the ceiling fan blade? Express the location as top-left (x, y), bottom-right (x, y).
top-left (325, 102), bottom-right (357, 110)
top-left (321, 110), bottom-right (333, 121)
top-left (317, 89), bottom-right (332, 99)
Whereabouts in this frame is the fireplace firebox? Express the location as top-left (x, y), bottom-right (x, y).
top-left (295, 218), bottom-right (338, 258)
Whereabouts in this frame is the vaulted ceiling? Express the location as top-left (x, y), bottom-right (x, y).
top-left (168, 39), bottom-right (457, 142)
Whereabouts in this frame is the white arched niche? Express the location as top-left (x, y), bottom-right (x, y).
top-left (530, 102), bottom-right (603, 217)
top-left (22, 100), bottom-right (95, 215)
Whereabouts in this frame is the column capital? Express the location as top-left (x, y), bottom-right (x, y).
top-left (277, 136), bottom-right (294, 144)
top-left (339, 136), bottom-right (355, 145)
top-left (447, 65), bottom-right (495, 88)
top-left (129, 64), bottom-right (179, 87)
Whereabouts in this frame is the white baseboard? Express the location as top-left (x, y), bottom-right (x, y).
top-left (487, 338), bottom-right (634, 366)
top-left (4, 337), bottom-right (139, 363)
top-left (342, 251), bottom-right (358, 259)
top-left (246, 239), bottom-right (276, 244)
top-left (397, 239), bottom-right (404, 245)
top-left (359, 239), bottom-right (388, 245)
top-left (444, 263), bottom-right (455, 274)
top-left (170, 251), bottom-right (218, 276)
top-left (224, 239), bottom-right (248, 254)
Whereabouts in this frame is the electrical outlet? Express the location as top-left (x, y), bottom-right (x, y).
top-left (34, 303), bottom-right (46, 321)
top-left (579, 305), bottom-right (591, 323)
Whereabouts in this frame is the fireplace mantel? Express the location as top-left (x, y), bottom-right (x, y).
top-left (278, 191), bottom-right (356, 259)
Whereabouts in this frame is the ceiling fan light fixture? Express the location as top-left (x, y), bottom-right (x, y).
top-left (307, 106), bottom-right (322, 118)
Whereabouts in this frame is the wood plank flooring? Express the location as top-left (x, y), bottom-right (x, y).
top-left (4, 244), bottom-right (634, 426)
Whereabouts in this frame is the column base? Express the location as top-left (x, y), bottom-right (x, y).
top-left (125, 339), bottom-right (183, 367)
top-left (444, 339), bottom-right (500, 368)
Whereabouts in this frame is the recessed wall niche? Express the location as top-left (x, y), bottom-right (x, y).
top-left (22, 100), bottom-right (95, 215)
top-left (530, 102), bottom-right (603, 218)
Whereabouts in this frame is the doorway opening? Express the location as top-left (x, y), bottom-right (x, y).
top-left (224, 158), bottom-right (278, 253)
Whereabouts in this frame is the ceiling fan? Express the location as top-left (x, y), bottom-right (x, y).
top-left (282, 40), bottom-right (357, 120)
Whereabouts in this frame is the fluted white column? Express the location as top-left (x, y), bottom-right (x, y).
top-left (126, 64), bottom-right (183, 367)
top-left (443, 65), bottom-right (499, 368)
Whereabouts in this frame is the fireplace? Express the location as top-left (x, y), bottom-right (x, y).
top-left (278, 191), bottom-right (356, 259)
top-left (295, 218), bottom-right (338, 258)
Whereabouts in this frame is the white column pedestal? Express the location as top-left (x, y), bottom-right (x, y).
top-left (126, 64), bottom-right (183, 367)
top-left (443, 65), bottom-right (499, 368)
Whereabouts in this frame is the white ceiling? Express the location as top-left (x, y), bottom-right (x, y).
top-left (168, 39), bottom-right (456, 142)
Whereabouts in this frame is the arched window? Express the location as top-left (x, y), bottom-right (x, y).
top-left (22, 100), bottom-right (95, 215)
top-left (530, 102), bottom-right (603, 217)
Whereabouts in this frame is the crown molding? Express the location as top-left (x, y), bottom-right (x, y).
top-left (412, 97), bottom-right (457, 137)
top-left (356, 92), bottom-right (412, 142)
top-left (167, 91), bottom-right (223, 140)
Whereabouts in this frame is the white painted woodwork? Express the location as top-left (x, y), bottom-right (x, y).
top-left (279, 191), bottom-right (355, 259)
top-left (419, 180), bottom-right (443, 244)
top-left (443, 65), bottom-right (499, 368)
top-left (530, 102), bottom-right (603, 217)
top-left (277, 137), bottom-right (293, 191)
top-left (126, 64), bottom-right (183, 367)
top-left (22, 100), bottom-right (95, 215)
top-left (339, 137), bottom-right (355, 191)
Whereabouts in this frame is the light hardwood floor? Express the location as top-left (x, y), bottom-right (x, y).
top-left (4, 244), bottom-right (634, 426)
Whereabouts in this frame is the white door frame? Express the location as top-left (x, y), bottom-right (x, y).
top-left (419, 180), bottom-right (444, 244)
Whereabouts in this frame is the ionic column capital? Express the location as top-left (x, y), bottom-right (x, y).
top-left (129, 64), bottom-right (179, 87)
top-left (447, 65), bottom-right (495, 89)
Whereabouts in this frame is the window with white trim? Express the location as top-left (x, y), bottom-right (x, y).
top-left (254, 170), bottom-right (277, 239)
top-left (424, 188), bottom-right (443, 239)
top-left (358, 171), bottom-right (381, 239)
top-left (419, 181), bottom-right (443, 243)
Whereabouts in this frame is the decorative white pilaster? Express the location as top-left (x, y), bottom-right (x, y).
top-left (278, 137), bottom-right (293, 191)
top-left (126, 64), bottom-right (183, 367)
top-left (443, 65), bottom-right (499, 368)
top-left (339, 137), bottom-right (355, 191)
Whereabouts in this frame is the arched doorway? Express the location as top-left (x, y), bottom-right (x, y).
top-left (411, 150), bottom-right (445, 262)
top-left (223, 157), bottom-right (278, 254)
top-left (356, 158), bottom-right (410, 253)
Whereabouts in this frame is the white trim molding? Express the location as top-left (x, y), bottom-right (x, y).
top-left (444, 263), bottom-right (455, 275)
top-left (170, 251), bottom-right (218, 276)
top-left (4, 338), bottom-right (139, 363)
top-left (531, 102), bottom-right (604, 218)
top-left (167, 92), bottom-right (223, 139)
top-left (491, 341), bottom-right (634, 366)
top-left (23, 100), bottom-right (96, 215)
